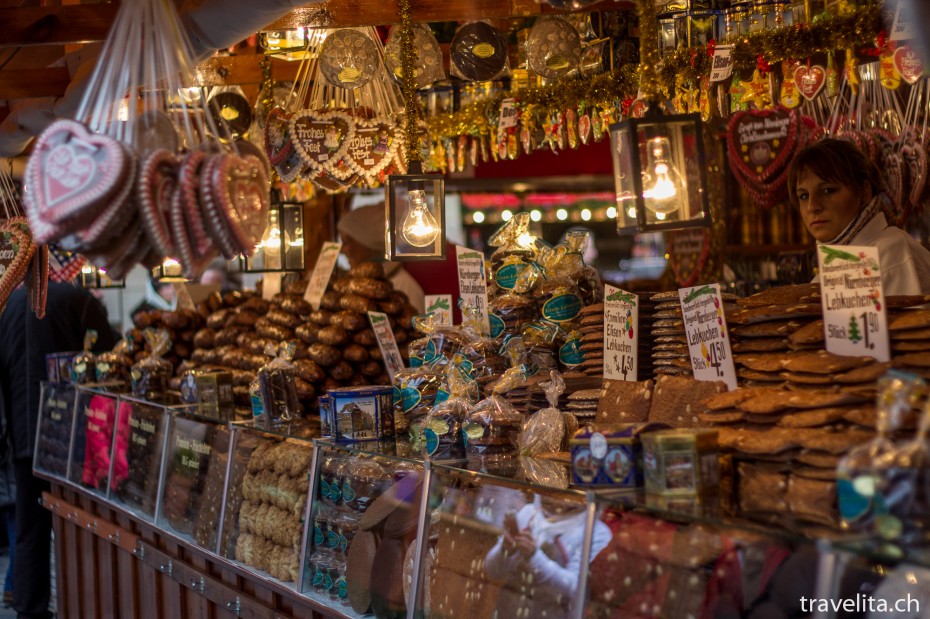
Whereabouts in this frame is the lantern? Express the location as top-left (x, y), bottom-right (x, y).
top-left (385, 161), bottom-right (446, 261)
top-left (151, 258), bottom-right (186, 282)
top-left (610, 109), bottom-right (711, 234)
top-left (233, 196), bottom-right (306, 272)
top-left (260, 29), bottom-right (311, 61)
top-left (80, 263), bottom-right (125, 289)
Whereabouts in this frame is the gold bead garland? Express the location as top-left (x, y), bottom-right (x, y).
top-left (637, 0), bottom-right (663, 102)
top-left (398, 0), bottom-right (420, 164)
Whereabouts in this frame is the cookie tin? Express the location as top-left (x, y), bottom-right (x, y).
top-left (642, 428), bottom-right (719, 495)
top-left (570, 423), bottom-right (667, 488)
top-left (326, 386), bottom-right (394, 442)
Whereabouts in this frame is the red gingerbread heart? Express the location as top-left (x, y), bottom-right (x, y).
top-left (25, 119), bottom-right (127, 233)
top-left (727, 108), bottom-right (800, 185)
top-left (894, 45), bottom-right (925, 85)
top-left (795, 65), bottom-right (826, 101)
top-left (208, 154), bottom-right (270, 256)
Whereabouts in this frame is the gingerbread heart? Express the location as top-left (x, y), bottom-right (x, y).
top-left (341, 119), bottom-right (399, 185)
top-left (28, 244), bottom-right (49, 319)
top-left (727, 108), bottom-right (800, 185)
top-left (212, 154), bottom-right (270, 255)
top-left (263, 107), bottom-right (294, 166)
top-left (137, 149), bottom-right (178, 257)
top-left (198, 154), bottom-right (241, 259)
top-left (901, 141), bottom-right (928, 209)
top-left (795, 65), bottom-right (826, 101)
top-left (25, 119), bottom-right (127, 232)
top-left (0, 222), bottom-right (36, 309)
top-left (174, 151), bottom-right (212, 260)
top-left (883, 151), bottom-right (910, 227)
top-left (893, 45), bottom-right (924, 85)
top-left (289, 110), bottom-right (356, 176)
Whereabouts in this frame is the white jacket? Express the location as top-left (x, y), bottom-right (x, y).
top-left (822, 212), bottom-right (930, 296)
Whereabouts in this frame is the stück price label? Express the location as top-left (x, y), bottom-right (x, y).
top-left (890, 1), bottom-right (915, 41)
top-left (816, 245), bottom-right (889, 362)
top-left (304, 242), bottom-right (342, 311)
top-left (603, 285), bottom-right (638, 381)
top-left (367, 311), bottom-right (405, 381)
top-left (679, 284), bottom-right (737, 391)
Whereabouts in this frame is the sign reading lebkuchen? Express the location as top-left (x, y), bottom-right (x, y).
top-left (816, 245), bottom-right (890, 362)
top-left (456, 245), bottom-right (491, 335)
top-left (304, 242), bottom-right (342, 310)
top-left (603, 285), bottom-right (639, 382)
top-left (367, 311), bottom-right (405, 381)
top-left (679, 283), bottom-right (737, 391)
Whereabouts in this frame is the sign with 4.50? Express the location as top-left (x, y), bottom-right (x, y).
top-left (679, 284), bottom-right (736, 390)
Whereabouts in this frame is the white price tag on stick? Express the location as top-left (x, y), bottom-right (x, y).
top-left (817, 244), bottom-right (889, 362)
top-left (709, 44), bottom-right (734, 83)
top-left (368, 311), bottom-right (405, 381)
top-left (679, 284), bottom-right (737, 391)
top-left (304, 242), bottom-right (342, 310)
top-left (456, 245), bottom-right (490, 335)
top-left (891, 1), bottom-right (916, 41)
top-left (499, 98), bottom-right (518, 129)
top-left (603, 285), bottom-right (639, 381)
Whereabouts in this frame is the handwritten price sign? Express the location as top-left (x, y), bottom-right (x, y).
top-left (679, 283), bottom-right (736, 391)
top-left (604, 285), bottom-right (639, 381)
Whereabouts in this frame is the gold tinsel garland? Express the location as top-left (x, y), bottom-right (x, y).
top-left (397, 0), bottom-right (420, 163)
top-left (425, 3), bottom-right (883, 145)
top-left (636, 0), bottom-right (662, 102)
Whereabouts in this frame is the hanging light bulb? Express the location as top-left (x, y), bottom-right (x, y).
top-left (401, 187), bottom-right (440, 247)
top-left (473, 211), bottom-right (485, 224)
top-left (641, 136), bottom-right (685, 218)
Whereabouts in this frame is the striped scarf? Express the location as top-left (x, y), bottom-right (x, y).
top-left (822, 196), bottom-right (882, 246)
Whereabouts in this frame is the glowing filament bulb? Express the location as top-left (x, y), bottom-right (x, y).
top-left (641, 136), bottom-right (685, 218)
top-left (401, 190), bottom-right (439, 247)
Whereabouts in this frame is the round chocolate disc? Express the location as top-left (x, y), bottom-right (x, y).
top-left (451, 21), bottom-right (507, 82)
top-left (319, 29), bottom-right (379, 89)
top-left (527, 17), bottom-right (582, 80)
top-left (209, 91), bottom-right (253, 141)
top-left (384, 24), bottom-right (445, 89)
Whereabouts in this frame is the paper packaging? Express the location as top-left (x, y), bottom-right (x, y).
top-left (570, 423), bottom-right (667, 488)
top-left (194, 371), bottom-right (235, 421)
top-left (327, 386), bottom-right (394, 442)
top-left (46, 352), bottom-right (80, 384)
top-left (642, 428), bottom-right (719, 496)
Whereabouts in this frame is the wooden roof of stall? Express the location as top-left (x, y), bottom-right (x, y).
top-left (0, 0), bottom-right (635, 124)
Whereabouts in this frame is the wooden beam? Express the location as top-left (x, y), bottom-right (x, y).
top-left (0, 4), bottom-right (118, 47)
top-left (196, 55), bottom-right (301, 87)
top-left (0, 67), bottom-right (70, 98)
top-left (265, 0), bottom-right (633, 29)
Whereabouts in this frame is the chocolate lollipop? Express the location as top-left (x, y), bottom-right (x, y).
top-left (450, 22), bottom-right (508, 82)
top-left (319, 29), bottom-right (379, 89)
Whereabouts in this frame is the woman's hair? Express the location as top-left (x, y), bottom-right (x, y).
top-left (787, 138), bottom-right (879, 205)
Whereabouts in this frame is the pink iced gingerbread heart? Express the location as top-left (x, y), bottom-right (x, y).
top-left (25, 119), bottom-right (127, 235)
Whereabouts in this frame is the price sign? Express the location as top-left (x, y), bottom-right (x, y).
top-left (679, 284), bottom-right (737, 390)
top-left (499, 98), bottom-right (518, 129)
top-left (368, 311), bottom-right (405, 381)
top-left (710, 45), bottom-right (734, 83)
top-left (891, 1), bottom-right (915, 41)
top-left (425, 294), bottom-right (453, 325)
top-left (456, 245), bottom-right (491, 335)
top-left (603, 285), bottom-right (639, 382)
top-left (816, 245), bottom-right (889, 362)
top-left (304, 242), bottom-right (342, 310)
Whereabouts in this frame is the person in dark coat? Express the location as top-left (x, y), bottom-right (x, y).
top-left (0, 427), bottom-right (14, 606)
top-left (0, 282), bottom-right (117, 619)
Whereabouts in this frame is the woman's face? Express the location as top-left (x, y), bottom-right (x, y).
top-left (795, 169), bottom-right (868, 242)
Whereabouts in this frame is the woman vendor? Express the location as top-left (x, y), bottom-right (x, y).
top-left (789, 138), bottom-right (930, 295)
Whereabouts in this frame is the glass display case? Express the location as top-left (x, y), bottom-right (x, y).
top-left (110, 396), bottom-right (171, 521)
top-left (300, 440), bottom-right (425, 617)
top-left (156, 411), bottom-right (231, 550)
top-left (220, 420), bottom-right (318, 584)
top-left (33, 381), bottom-right (78, 479)
top-left (67, 386), bottom-right (128, 495)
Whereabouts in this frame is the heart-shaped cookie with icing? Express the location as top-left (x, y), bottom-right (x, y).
top-left (211, 154), bottom-right (270, 255)
top-left (25, 119), bottom-right (127, 233)
top-left (28, 244), bottom-right (49, 319)
top-left (289, 110), bottom-right (356, 176)
top-left (727, 108), bottom-right (800, 185)
top-left (342, 119), bottom-right (400, 185)
top-left (794, 65), bottom-right (826, 101)
top-left (0, 221), bottom-right (36, 309)
top-left (893, 45), bottom-right (925, 85)
top-left (137, 149), bottom-right (179, 257)
top-left (263, 107), bottom-right (294, 166)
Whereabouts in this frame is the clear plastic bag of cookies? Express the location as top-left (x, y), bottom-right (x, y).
top-left (72, 329), bottom-right (99, 384)
top-left (519, 370), bottom-right (566, 456)
top-left (421, 364), bottom-right (478, 461)
top-left (464, 364), bottom-right (529, 461)
top-left (130, 328), bottom-right (174, 401)
top-left (256, 342), bottom-right (303, 424)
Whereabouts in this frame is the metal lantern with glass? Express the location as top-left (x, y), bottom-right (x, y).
top-left (385, 0), bottom-right (446, 261)
top-left (234, 194), bottom-right (306, 272)
top-left (80, 264), bottom-right (125, 289)
top-left (611, 109), bottom-right (711, 234)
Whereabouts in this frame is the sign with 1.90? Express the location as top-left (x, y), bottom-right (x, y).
top-left (816, 244), bottom-right (889, 362)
